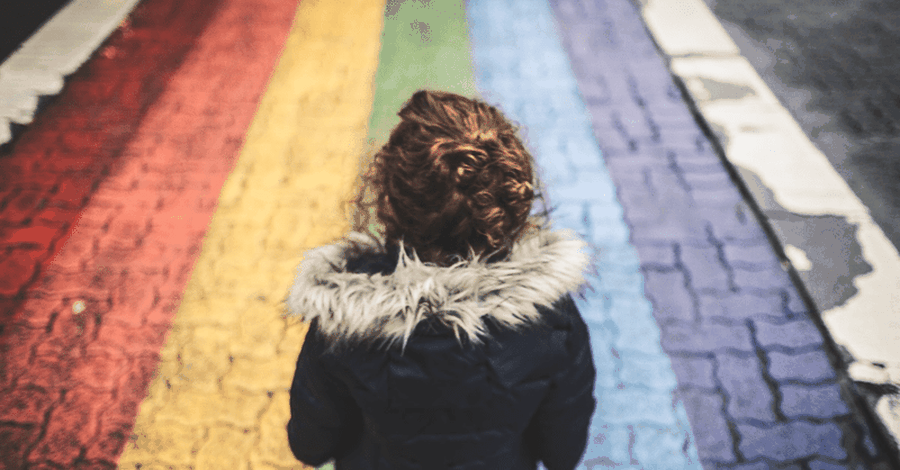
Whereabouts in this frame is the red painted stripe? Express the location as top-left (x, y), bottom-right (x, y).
top-left (0, 0), bottom-right (297, 466)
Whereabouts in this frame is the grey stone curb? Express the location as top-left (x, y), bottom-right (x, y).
top-left (627, 0), bottom-right (900, 464)
top-left (549, 0), bottom-right (899, 465)
top-left (669, 68), bottom-right (900, 466)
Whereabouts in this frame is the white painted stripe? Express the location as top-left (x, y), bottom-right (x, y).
top-left (0, 0), bottom-right (142, 143)
top-left (637, 0), bottom-right (900, 446)
top-left (641, 0), bottom-right (738, 56)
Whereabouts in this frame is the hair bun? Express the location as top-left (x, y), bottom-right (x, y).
top-left (355, 90), bottom-right (538, 267)
top-left (446, 148), bottom-right (486, 186)
top-left (470, 130), bottom-right (497, 145)
top-left (510, 180), bottom-right (533, 199)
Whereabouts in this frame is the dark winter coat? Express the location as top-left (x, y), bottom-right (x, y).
top-left (285, 227), bottom-right (597, 470)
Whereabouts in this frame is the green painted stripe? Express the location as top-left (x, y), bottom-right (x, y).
top-left (366, 0), bottom-right (477, 149)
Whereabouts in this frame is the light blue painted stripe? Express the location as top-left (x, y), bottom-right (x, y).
top-left (465, 0), bottom-right (702, 468)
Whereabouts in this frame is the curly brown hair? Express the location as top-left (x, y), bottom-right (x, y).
top-left (351, 90), bottom-right (546, 266)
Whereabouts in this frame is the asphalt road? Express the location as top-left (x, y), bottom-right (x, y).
top-left (701, 0), bottom-right (900, 256)
top-left (1, 0), bottom-right (71, 63)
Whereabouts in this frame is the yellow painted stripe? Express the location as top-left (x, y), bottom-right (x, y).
top-left (118, 0), bottom-right (386, 467)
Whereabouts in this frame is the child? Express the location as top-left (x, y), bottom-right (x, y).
top-left (285, 90), bottom-right (596, 470)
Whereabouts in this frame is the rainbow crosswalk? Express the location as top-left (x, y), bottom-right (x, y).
top-left (1, 0), bottom-right (702, 467)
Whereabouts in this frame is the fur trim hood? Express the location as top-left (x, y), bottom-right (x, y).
top-left (286, 227), bottom-right (592, 349)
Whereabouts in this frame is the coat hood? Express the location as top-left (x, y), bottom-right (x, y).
top-left (286, 226), bottom-right (592, 349)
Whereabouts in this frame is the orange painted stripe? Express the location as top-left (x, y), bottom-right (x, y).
top-left (0, 0), bottom-right (297, 466)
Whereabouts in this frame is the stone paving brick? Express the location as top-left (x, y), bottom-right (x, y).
top-left (610, 108), bottom-right (657, 143)
top-left (552, 169), bottom-right (619, 204)
top-left (661, 132), bottom-right (710, 155)
top-left (725, 462), bottom-right (772, 470)
top-left (629, 211), bottom-right (710, 246)
top-left (738, 421), bottom-right (847, 462)
top-left (644, 165), bottom-right (690, 199)
top-left (641, 270), bottom-right (695, 323)
top-left (84, 394), bottom-right (143, 463)
top-left (768, 350), bottom-right (837, 383)
top-left (733, 267), bottom-right (795, 293)
top-left (3, 225), bottom-right (66, 251)
top-left (605, 297), bottom-right (666, 355)
top-left (669, 355), bottom-right (717, 390)
top-left (699, 291), bottom-right (785, 321)
top-left (29, 388), bottom-right (110, 465)
top-left (618, 351), bottom-right (678, 391)
top-left (128, 419), bottom-right (205, 466)
top-left (677, 157), bottom-right (730, 175)
top-left (0, 250), bottom-right (39, 296)
top-left (590, 269), bottom-right (646, 297)
top-left (679, 244), bottom-right (732, 292)
top-left (723, 243), bottom-right (785, 272)
top-left (589, 123), bottom-right (639, 155)
top-left (584, 209), bottom-right (632, 248)
top-left (70, 348), bottom-right (131, 392)
top-left (634, 243), bottom-right (677, 270)
top-left (597, 382), bottom-right (678, 428)
top-left (784, 288), bottom-right (809, 315)
top-left (594, 241), bottom-right (640, 270)
top-left (613, 185), bottom-right (660, 226)
top-left (585, 424), bottom-right (634, 467)
top-left (690, 187), bottom-right (748, 210)
top-left (0, 385), bottom-right (55, 425)
top-left (632, 424), bottom-right (695, 469)
top-left (753, 318), bottom-right (826, 349)
top-left (681, 168), bottom-right (735, 190)
top-left (807, 459), bottom-right (852, 470)
top-left (0, 424), bottom-right (40, 469)
top-left (601, 148), bottom-right (668, 174)
top-left (0, 190), bottom-right (49, 225)
top-left (707, 208), bottom-right (770, 246)
top-left (51, 179), bottom-right (95, 211)
top-left (676, 388), bottom-right (736, 464)
top-left (780, 383), bottom-right (851, 420)
top-left (588, 331), bottom-right (620, 391)
top-left (660, 321), bottom-right (753, 354)
top-left (195, 425), bottom-right (257, 468)
top-left (716, 353), bottom-right (778, 422)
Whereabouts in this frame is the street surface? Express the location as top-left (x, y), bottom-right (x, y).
top-left (702, 0), bottom-right (900, 255)
top-left (0, 0), bottom-right (897, 468)
top-left (656, 0), bottom-right (900, 452)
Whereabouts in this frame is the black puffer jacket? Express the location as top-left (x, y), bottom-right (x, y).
top-left (285, 228), bottom-right (596, 470)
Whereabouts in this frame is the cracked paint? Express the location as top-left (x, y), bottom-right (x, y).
top-left (685, 76), bottom-right (756, 101)
top-left (734, 164), bottom-right (873, 311)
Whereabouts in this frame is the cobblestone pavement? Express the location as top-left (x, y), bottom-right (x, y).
top-left (0, 0), bottom-right (898, 468)
top-left (117, 0), bottom-right (386, 467)
top-left (365, 0), bottom-right (477, 149)
top-left (0, 0), bottom-right (297, 466)
top-left (469, 0), bottom-right (701, 468)
top-left (697, 0), bottom-right (900, 445)
top-left (124, 0), bottom-right (480, 465)
top-left (546, 0), bottom-right (895, 467)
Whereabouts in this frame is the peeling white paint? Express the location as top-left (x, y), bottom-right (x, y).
top-left (0, 0), bottom-right (142, 144)
top-left (639, 0), bottom-right (900, 450)
top-left (783, 244), bottom-right (812, 271)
